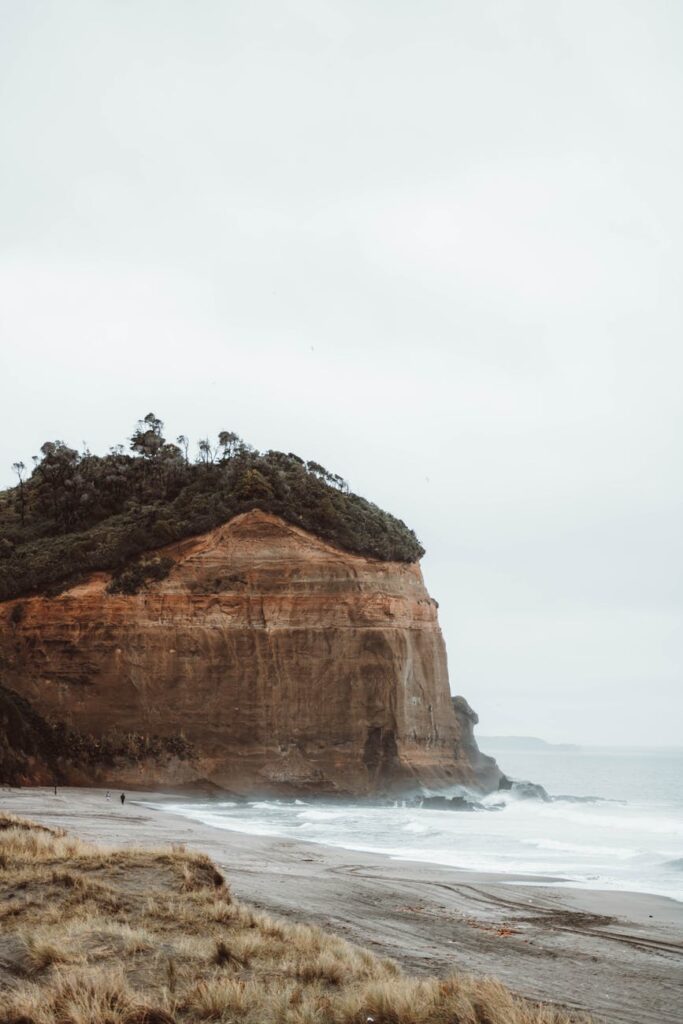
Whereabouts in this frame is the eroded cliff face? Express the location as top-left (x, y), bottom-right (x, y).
top-left (0, 511), bottom-right (499, 795)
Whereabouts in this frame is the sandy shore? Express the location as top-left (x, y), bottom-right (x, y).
top-left (2, 787), bottom-right (681, 1024)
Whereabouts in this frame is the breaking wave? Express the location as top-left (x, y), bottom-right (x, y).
top-left (147, 746), bottom-right (683, 902)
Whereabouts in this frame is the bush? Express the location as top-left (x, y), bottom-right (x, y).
top-left (107, 557), bottom-right (174, 595)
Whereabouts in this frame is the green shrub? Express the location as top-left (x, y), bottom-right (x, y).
top-left (106, 556), bottom-right (174, 595)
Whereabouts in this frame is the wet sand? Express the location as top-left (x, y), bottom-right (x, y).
top-left (2, 787), bottom-right (681, 1024)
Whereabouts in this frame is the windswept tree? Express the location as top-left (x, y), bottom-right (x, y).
top-left (197, 437), bottom-right (217, 465)
top-left (34, 441), bottom-right (81, 528)
top-left (307, 460), bottom-right (339, 486)
top-left (218, 431), bottom-right (241, 460)
top-left (11, 461), bottom-right (26, 526)
top-left (130, 413), bottom-right (165, 459)
top-left (305, 462), bottom-right (347, 491)
top-left (176, 435), bottom-right (190, 466)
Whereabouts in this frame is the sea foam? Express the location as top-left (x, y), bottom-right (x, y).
top-left (149, 746), bottom-right (683, 901)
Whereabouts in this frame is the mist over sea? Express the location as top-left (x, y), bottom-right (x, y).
top-left (153, 745), bottom-right (683, 902)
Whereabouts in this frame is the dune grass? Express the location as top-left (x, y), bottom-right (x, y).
top-left (0, 813), bottom-right (590, 1024)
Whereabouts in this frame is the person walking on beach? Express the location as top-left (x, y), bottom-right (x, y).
top-left (120, 793), bottom-right (126, 805)
top-left (105, 791), bottom-right (111, 801)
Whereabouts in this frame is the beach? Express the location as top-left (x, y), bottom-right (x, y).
top-left (1, 787), bottom-right (681, 1024)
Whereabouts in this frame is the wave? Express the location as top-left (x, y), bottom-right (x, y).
top-left (521, 837), bottom-right (638, 858)
top-left (147, 783), bottom-right (683, 902)
top-left (551, 794), bottom-right (622, 804)
top-left (296, 808), bottom-right (350, 822)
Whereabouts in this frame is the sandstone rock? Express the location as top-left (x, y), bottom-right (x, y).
top-left (0, 511), bottom-right (500, 795)
top-left (451, 695), bottom-right (499, 786)
top-left (415, 795), bottom-right (480, 811)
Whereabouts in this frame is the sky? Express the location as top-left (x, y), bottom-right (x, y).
top-left (1, 1), bottom-right (681, 745)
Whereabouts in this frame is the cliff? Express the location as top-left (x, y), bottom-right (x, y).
top-left (0, 510), bottom-right (500, 795)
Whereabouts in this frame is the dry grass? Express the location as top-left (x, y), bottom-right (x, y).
top-left (0, 813), bottom-right (590, 1024)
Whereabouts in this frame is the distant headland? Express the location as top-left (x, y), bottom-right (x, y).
top-left (478, 736), bottom-right (580, 752)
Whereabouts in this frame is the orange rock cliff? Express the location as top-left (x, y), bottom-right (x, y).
top-left (0, 510), bottom-right (500, 795)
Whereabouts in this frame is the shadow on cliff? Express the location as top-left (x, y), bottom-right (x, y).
top-left (0, 684), bottom-right (198, 789)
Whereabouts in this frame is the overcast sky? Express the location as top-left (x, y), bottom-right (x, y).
top-left (1, 1), bottom-right (681, 745)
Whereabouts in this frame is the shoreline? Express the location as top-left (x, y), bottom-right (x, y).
top-left (143, 792), bottom-right (683, 904)
top-left (2, 786), bottom-right (682, 1024)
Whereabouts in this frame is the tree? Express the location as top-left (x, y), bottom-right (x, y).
top-left (197, 438), bottom-right (216, 465)
top-left (130, 413), bottom-right (165, 459)
top-left (34, 441), bottom-right (80, 528)
top-left (306, 460), bottom-right (336, 486)
top-left (331, 473), bottom-right (349, 493)
top-left (218, 431), bottom-right (241, 460)
top-left (11, 461), bottom-right (26, 526)
top-left (176, 435), bottom-right (190, 466)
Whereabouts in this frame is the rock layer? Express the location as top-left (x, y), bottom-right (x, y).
top-left (0, 511), bottom-right (499, 795)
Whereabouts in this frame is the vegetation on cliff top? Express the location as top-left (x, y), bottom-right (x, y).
top-left (0, 813), bottom-right (589, 1024)
top-left (0, 414), bottom-right (423, 601)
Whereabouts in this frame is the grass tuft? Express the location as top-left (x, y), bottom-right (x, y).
top-left (212, 939), bottom-right (246, 969)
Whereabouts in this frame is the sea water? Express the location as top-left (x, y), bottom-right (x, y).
top-left (152, 745), bottom-right (683, 902)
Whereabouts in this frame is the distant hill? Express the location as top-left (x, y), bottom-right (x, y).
top-left (478, 736), bottom-right (580, 751)
top-left (0, 413), bottom-right (423, 601)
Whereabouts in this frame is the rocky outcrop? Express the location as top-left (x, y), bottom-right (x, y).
top-left (451, 695), bottom-right (499, 785)
top-left (0, 511), bottom-right (500, 795)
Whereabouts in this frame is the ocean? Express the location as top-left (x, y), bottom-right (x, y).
top-left (153, 744), bottom-right (683, 902)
